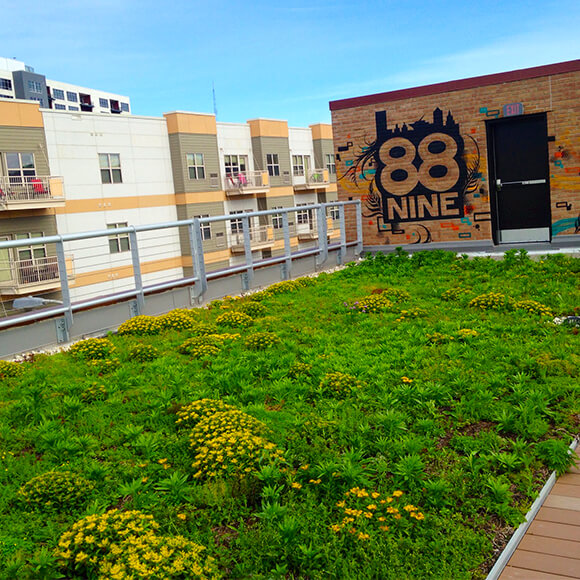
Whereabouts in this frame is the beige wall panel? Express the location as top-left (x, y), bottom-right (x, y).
top-left (0, 127), bottom-right (50, 176)
top-left (251, 136), bottom-right (291, 187)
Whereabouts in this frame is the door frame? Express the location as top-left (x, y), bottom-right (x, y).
top-left (485, 112), bottom-right (552, 244)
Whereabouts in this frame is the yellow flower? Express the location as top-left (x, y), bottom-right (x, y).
top-left (392, 490), bottom-right (403, 497)
top-left (291, 482), bottom-right (302, 490)
top-left (371, 492), bottom-right (380, 499)
top-left (403, 504), bottom-right (417, 512)
top-left (177, 513), bottom-right (186, 520)
top-left (366, 504), bottom-right (377, 510)
top-left (401, 376), bottom-right (413, 383)
top-left (380, 525), bottom-right (389, 531)
top-left (357, 532), bottom-right (370, 541)
top-left (336, 501), bottom-right (346, 508)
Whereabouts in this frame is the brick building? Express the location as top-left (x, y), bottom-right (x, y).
top-left (330, 60), bottom-right (580, 247)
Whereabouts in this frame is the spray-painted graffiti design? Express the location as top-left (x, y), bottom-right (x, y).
top-left (340, 108), bottom-right (481, 238)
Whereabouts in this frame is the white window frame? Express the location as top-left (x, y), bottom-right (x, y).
top-left (66, 91), bottom-right (78, 102)
top-left (5, 152), bottom-right (36, 180)
top-left (195, 215), bottom-right (211, 240)
top-left (15, 232), bottom-right (46, 261)
top-left (224, 154), bottom-right (248, 175)
top-left (266, 153), bottom-right (280, 177)
top-left (54, 104), bottom-right (66, 110)
top-left (27, 80), bottom-right (42, 93)
top-left (99, 153), bottom-right (123, 184)
top-left (292, 155), bottom-right (305, 176)
top-left (229, 210), bottom-right (244, 234)
top-left (186, 153), bottom-right (206, 180)
top-left (99, 98), bottom-right (109, 108)
top-left (296, 203), bottom-right (313, 225)
top-left (326, 153), bottom-right (336, 175)
top-left (328, 206), bottom-right (340, 220)
top-left (272, 207), bottom-right (283, 229)
top-left (52, 88), bottom-right (64, 100)
top-left (107, 223), bottom-right (130, 254)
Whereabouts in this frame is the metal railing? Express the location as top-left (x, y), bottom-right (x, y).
top-left (0, 176), bottom-right (65, 208)
top-left (223, 171), bottom-right (269, 195)
top-left (294, 168), bottom-right (330, 190)
top-left (229, 225), bottom-right (274, 253)
top-left (0, 201), bottom-right (363, 343)
top-left (0, 255), bottom-right (74, 291)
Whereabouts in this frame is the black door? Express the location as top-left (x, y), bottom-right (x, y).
top-left (487, 113), bottom-right (551, 243)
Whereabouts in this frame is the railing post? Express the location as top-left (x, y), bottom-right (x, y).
top-left (55, 238), bottom-right (72, 342)
top-left (190, 219), bottom-right (207, 300)
top-left (338, 203), bottom-right (347, 265)
top-left (241, 216), bottom-right (253, 291)
top-left (281, 211), bottom-right (291, 280)
top-left (355, 200), bottom-right (363, 256)
top-left (129, 228), bottom-right (144, 315)
top-left (316, 204), bottom-right (328, 267)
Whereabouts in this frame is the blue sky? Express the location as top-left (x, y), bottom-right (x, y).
top-left (3, 0), bottom-right (579, 127)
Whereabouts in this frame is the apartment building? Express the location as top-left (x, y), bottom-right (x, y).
top-left (166, 112), bottom-right (338, 273)
top-left (0, 98), bottom-right (337, 313)
top-left (0, 57), bottom-right (131, 115)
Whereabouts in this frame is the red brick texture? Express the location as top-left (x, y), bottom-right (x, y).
top-left (331, 63), bottom-right (580, 246)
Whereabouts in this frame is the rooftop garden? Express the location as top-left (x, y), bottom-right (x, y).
top-left (0, 248), bottom-right (578, 579)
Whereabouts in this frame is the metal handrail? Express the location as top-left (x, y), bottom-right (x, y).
top-left (0, 201), bottom-right (363, 339)
top-left (0, 176), bottom-right (65, 204)
top-left (223, 170), bottom-right (268, 192)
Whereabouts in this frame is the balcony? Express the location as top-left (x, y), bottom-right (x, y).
top-left (224, 171), bottom-right (269, 196)
top-left (0, 255), bottom-right (75, 295)
top-left (230, 225), bottom-right (275, 254)
top-left (0, 176), bottom-right (66, 210)
top-left (293, 169), bottom-right (330, 192)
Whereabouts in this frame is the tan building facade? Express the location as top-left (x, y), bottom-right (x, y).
top-left (330, 60), bottom-right (580, 247)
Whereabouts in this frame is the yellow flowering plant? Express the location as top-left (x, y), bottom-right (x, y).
top-left (330, 487), bottom-right (426, 541)
top-left (0, 359), bottom-right (25, 379)
top-left (117, 315), bottom-right (162, 336)
top-left (215, 311), bottom-right (253, 329)
top-left (69, 337), bottom-right (116, 360)
top-left (175, 398), bottom-right (237, 429)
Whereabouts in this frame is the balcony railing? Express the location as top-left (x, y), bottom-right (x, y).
top-left (230, 225), bottom-right (275, 254)
top-left (0, 255), bottom-right (75, 294)
top-left (0, 176), bottom-right (66, 210)
top-left (223, 171), bottom-right (269, 196)
top-left (293, 168), bottom-right (330, 191)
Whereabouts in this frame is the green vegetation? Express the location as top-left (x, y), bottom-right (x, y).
top-left (0, 248), bottom-right (578, 579)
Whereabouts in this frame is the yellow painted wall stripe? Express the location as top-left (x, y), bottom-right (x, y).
top-left (310, 123), bottom-right (333, 140)
top-left (54, 194), bottom-right (177, 214)
top-left (0, 101), bottom-right (43, 128)
top-left (248, 119), bottom-right (289, 138)
top-left (164, 112), bottom-right (217, 135)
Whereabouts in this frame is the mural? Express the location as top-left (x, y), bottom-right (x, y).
top-left (340, 108), bottom-right (482, 240)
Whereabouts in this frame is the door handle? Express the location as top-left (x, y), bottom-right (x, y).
top-left (497, 179), bottom-right (546, 188)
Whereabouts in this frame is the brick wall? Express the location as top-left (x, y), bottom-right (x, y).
top-left (331, 63), bottom-right (580, 246)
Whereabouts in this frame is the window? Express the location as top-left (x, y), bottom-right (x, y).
top-left (266, 153), bottom-right (280, 177)
top-left (30, 96), bottom-right (44, 107)
top-left (110, 99), bottom-right (121, 113)
top-left (107, 223), bottom-right (130, 253)
top-left (99, 98), bottom-right (109, 108)
top-left (68, 106), bottom-right (79, 111)
top-left (186, 153), bottom-right (205, 180)
top-left (66, 91), bottom-right (78, 102)
top-left (15, 232), bottom-right (46, 261)
top-left (272, 207), bottom-right (283, 229)
top-left (5, 153), bottom-right (36, 180)
top-left (120, 102), bottom-right (130, 112)
top-left (195, 215), bottom-right (211, 240)
top-left (229, 211), bottom-right (244, 234)
top-left (27, 80), bottom-right (42, 93)
top-left (328, 206), bottom-right (340, 220)
top-left (297, 204), bottom-right (313, 225)
top-left (292, 155), bottom-right (304, 176)
top-left (99, 153), bottom-right (122, 184)
top-left (54, 104), bottom-right (66, 110)
top-left (52, 88), bottom-right (64, 100)
top-left (0, 78), bottom-right (13, 91)
top-left (325, 153), bottom-right (336, 175)
top-left (224, 154), bottom-right (247, 175)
